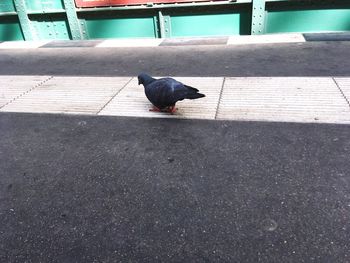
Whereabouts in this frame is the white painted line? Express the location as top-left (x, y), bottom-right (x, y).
top-left (227, 33), bottom-right (305, 45)
top-left (334, 78), bottom-right (350, 105)
top-left (1, 77), bottom-right (132, 114)
top-left (0, 76), bottom-right (51, 108)
top-left (0, 41), bottom-right (50, 49)
top-left (99, 77), bottom-right (223, 119)
top-left (96, 38), bottom-right (163, 48)
top-left (217, 77), bottom-right (350, 124)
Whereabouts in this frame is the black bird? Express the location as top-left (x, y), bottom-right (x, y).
top-left (138, 73), bottom-right (205, 113)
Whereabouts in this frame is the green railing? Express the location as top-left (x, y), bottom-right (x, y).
top-left (0, 0), bottom-right (349, 41)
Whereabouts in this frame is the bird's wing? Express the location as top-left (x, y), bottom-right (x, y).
top-left (160, 78), bottom-right (202, 101)
top-left (162, 78), bottom-right (195, 101)
top-left (145, 78), bottom-right (180, 107)
top-left (145, 78), bottom-right (202, 107)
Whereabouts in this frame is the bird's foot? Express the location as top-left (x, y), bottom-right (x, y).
top-left (149, 106), bottom-right (162, 112)
top-left (167, 106), bottom-right (178, 114)
top-left (149, 106), bottom-right (177, 114)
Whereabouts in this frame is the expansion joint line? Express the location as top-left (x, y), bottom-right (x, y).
top-left (215, 77), bottom-right (226, 120)
top-left (0, 76), bottom-right (53, 109)
top-left (332, 77), bottom-right (350, 108)
top-left (97, 77), bottom-right (134, 114)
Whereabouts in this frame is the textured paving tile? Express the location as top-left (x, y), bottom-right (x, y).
top-left (217, 77), bottom-right (350, 123)
top-left (3, 76), bottom-right (350, 124)
top-left (99, 77), bottom-right (223, 119)
top-left (160, 37), bottom-right (228, 46)
top-left (41, 40), bottom-right (103, 48)
top-left (96, 39), bottom-right (162, 47)
top-left (304, 33), bottom-right (350, 42)
top-left (1, 77), bottom-right (132, 114)
top-left (0, 76), bottom-right (50, 108)
top-left (334, 78), bottom-right (350, 106)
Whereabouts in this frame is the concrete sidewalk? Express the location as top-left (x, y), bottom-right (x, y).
top-left (1, 113), bottom-right (350, 262)
top-left (0, 32), bottom-right (349, 49)
top-left (1, 75), bottom-right (350, 124)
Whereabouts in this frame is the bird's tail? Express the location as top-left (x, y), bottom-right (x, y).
top-left (186, 92), bottom-right (206, 99)
top-left (184, 85), bottom-right (199, 92)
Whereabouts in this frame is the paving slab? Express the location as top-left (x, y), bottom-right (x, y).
top-left (217, 77), bottom-right (350, 124)
top-left (227, 33), bottom-right (305, 45)
top-left (0, 112), bottom-right (349, 262)
top-left (0, 41), bottom-right (50, 49)
top-left (0, 75), bottom-right (51, 108)
top-left (2, 76), bottom-right (350, 124)
top-left (41, 40), bottom-right (103, 48)
top-left (160, 37), bottom-right (228, 46)
top-left (96, 38), bottom-right (163, 47)
top-left (303, 32), bottom-right (350, 42)
top-left (334, 77), bottom-right (350, 106)
top-left (99, 77), bottom-right (223, 119)
top-left (1, 77), bottom-right (132, 114)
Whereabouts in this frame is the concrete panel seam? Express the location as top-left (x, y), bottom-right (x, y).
top-left (215, 77), bottom-right (226, 120)
top-left (97, 77), bottom-right (134, 114)
top-left (0, 76), bottom-right (53, 109)
top-left (332, 77), bottom-right (350, 108)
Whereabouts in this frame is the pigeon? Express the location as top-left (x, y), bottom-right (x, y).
top-left (138, 73), bottom-right (205, 113)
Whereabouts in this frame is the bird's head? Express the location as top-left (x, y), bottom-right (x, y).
top-left (137, 73), bottom-right (155, 86)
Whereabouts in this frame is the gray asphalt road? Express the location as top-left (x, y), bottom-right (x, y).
top-left (1, 41), bottom-right (350, 77)
top-left (1, 113), bottom-right (349, 262)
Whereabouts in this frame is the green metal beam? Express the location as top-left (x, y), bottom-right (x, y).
top-left (153, 15), bottom-right (160, 38)
top-left (76, 0), bottom-right (248, 13)
top-left (163, 15), bottom-right (171, 37)
top-left (62, 0), bottom-right (84, 39)
top-left (0, 11), bottom-right (17, 17)
top-left (27, 9), bottom-right (66, 15)
top-left (157, 10), bottom-right (171, 38)
top-left (251, 0), bottom-right (265, 34)
top-left (13, 0), bottom-right (35, 40)
top-left (158, 11), bottom-right (165, 38)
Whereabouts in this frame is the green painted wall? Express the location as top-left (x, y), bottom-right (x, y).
top-left (0, 0), bottom-right (15, 12)
top-left (31, 15), bottom-right (71, 39)
top-left (26, 0), bottom-right (64, 11)
top-left (0, 0), bottom-right (350, 41)
top-left (266, 5), bottom-right (350, 33)
top-left (170, 11), bottom-right (251, 37)
top-left (83, 15), bottom-right (157, 38)
top-left (0, 17), bottom-right (24, 40)
top-left (265, 9), bottom-right (350, 33)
